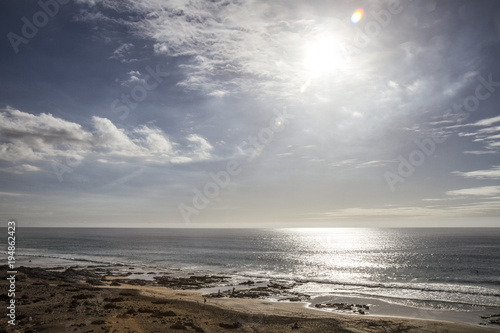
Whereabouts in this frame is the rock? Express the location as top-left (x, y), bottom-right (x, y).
top-left (86, 278), bottom-right (104, 286)
top-left (170, 322), bottom-right (187, 330)
top-left (155, 275), bottom-right (230, 289)
top-left (150, 310), bottom-right (176, 318)
top-left (490, 318), bottom-right (500, 325)
top-left (103, 297), bottom-right (124, 302)
top-left (314, 302), bottom-right (370, 313)
top-left (125, 279), bottom-right (149, 286)
top-left (238, 280), bottom-right (255, 285)
top-left (219, 322), bottom-right (242, 329)
top-left (72, 294), bottom-right (93, 300)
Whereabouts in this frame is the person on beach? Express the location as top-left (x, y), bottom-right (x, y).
top-left (204, 297), bottom-right (206, 305)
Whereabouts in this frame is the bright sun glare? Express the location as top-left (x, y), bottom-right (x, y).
top-left (303, 36), bottom-right (346, 75)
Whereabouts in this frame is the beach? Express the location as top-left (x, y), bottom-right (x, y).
top-left (3, 227), bottom-right (500, 332)
top-left (1, 265), bottom-right (499, 333)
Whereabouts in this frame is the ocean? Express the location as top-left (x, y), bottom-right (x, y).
top-left (6, 227), bottom-right (500, 323)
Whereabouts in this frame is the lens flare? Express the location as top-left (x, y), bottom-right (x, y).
top-left (351, 8), bottom-right (364, 24)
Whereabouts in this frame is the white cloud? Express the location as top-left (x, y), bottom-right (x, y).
top-left (73, 0), bottom-right (358, 98)
top-left (446, 186), bottom-right (500, 197)
top-left (477, 126), bottom-right (500, 134)
top-left (0, 191), bottom-right (26, 197)
top-left (92, 116), bottom-right (138, 153)
top-left (207, 90), bottom-right (229, 98)
top-left (153, 43), bottom-right (168, 54)
top-left (133, 125), bottom-right (174, 154)
top-left (0, 164), bottom-right (41, 174)
top-left (355, 160), bottom-right (392, 169)
top-left (120, 70), bottom-right (146, 86)
top-left (0, 107), bottom-right (92, 162)
top-left (452, 166), bottom-right (500, 179)
top-left (463, 150), bottom-right (497, 155)
top-left (185, 134), bottom-right (213, 161)
top-left (110, 43), bottom-right (134, 60)
top-left (315, 199), bottom-right (500, 219)
top-left (473, 115), bottom-right (500, 127)
top-left (330, 159), bottom-right (357, 167)
top-left (0, 108), bottom-right (215, 173)
top-left (453, 117), bottom-right (500, 152)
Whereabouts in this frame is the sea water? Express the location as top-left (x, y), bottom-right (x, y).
top-left (5, 228), bottom-right (500, 318)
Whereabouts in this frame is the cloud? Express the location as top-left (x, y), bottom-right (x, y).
top-left (443, 70), bottom-right (478, 97)
top-left (0, 108), bottom-right (215, 173)
top-left (0, 191), bottom-right (26, 197)
top-left (446, 186), bottom-right (500, 197)
top-left (330, 159), bottom-right (357, 167)
top-left (318, 206), bottom-right (438, 218)
top-left (0, 164), bottom-right (41, 174)
top-left (314, 199), bottom-right (500, 219)
top-left (463, 150), bottom-right (497, 155)
top-left (110, 43), bottom-right (135, 61)
top-left (185, 134), bottom-right (214, 161)
top-left (0, 107), bottom-right (92, 162)
top-left (120, 70), bottom-right (146, 86)
top-left (355, 160), bottom-right (393, 169)
top-left (473, 115), bottom-right (500, 127)
top-left (69, 0), bottom-right (361, 99)
top-left (454, 116), bottom-right (500, 152)
top-left (452, 166), bottom-right (500, 179)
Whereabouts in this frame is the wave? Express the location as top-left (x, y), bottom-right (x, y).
top-left (235, 271), bottom-right (500, 301)
top-left (17, 253), bottom-right (123, 266)
top-left (16, 249), bottom-right (500, 308)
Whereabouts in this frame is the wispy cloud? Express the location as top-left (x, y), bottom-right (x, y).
top-left (452, 166), bottom-right (500, 179)
top-left (0, 164), bottom-right (41, 174)
top-left (454, 116), bottom-right (500, 152)
top-left (0, 191), bottom-right (26, 197)
top-left (314, 199), bottom-right (500, 219)
top-left (446, 186), bottom-right (500, 197)
top-left (463, 150), bottom-right (497, 155)
top-left (473, 115), bottom-right (500, 127)
top-left (355, 160), bottom-right (393, 169)
top-left (75, 0), bottom-right (313, 98)
top-left (109, 43), bottom-right (135, 62)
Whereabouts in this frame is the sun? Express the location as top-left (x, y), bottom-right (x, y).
top-left (303, 36), bottom-right (347, 75)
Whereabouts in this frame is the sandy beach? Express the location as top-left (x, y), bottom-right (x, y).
top-left (1, 265), bottom-right (499, 333)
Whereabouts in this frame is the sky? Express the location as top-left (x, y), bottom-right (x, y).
top-left (1, 0), bottom-right (500, 228)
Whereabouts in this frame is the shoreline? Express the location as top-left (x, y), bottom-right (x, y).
top-left (307, 294), bottom-right (500, 326)
top-left (1, 265), bottom-right (499, 332)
